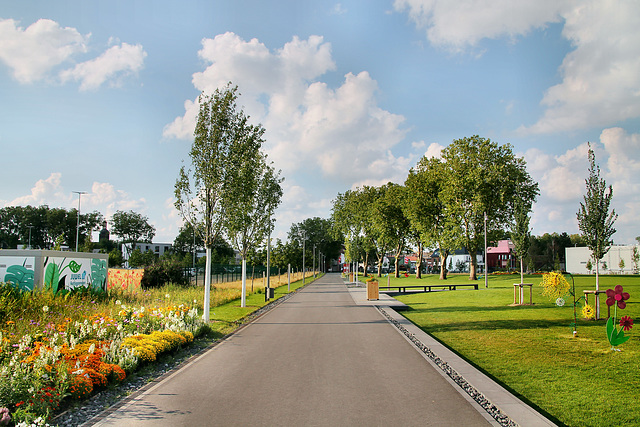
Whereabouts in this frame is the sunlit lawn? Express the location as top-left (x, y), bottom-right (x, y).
top-left (382, 273), bottom-right (640, 427)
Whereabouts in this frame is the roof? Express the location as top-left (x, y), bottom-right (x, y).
top-left (486, 240), bottom-right (515, 254)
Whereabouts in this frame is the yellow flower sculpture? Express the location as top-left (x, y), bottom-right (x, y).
top-left (582, 304), bottom-right (595, 320)
top-left (540, 271), bottom-right (571, 300)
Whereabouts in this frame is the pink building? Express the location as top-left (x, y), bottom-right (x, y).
top-left (486, 239), bottom-right (516, 271)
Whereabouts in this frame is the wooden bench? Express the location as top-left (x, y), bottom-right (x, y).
top-left (380, 283), bottom-right (479, 293)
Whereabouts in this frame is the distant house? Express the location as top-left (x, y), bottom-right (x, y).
top-left (486, 240), bottom-right (516, 271)
top-left (433, 248), bottom-right (484, 273)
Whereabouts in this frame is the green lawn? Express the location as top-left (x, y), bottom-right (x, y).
top-left (208, 274), bottom-right (320, 335)
top-left (383, 273), bottom-right (640, 427)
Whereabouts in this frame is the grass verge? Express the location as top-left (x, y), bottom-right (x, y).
top-left (382, 273), bottom-right (639, 427)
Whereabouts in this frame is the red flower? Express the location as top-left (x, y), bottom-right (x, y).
top-left (605, 285), bottom-right (630, 309)
top-left (620, 316), bottom-right (634, 331)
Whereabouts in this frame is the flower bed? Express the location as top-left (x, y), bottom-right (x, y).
top-left (0, 283), bottom-right (207, 425)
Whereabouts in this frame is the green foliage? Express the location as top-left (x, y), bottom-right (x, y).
top-left (441, 136), bottom-right (539, 280)
top-left (110, 210), bottom-right (156, 248)
top-left (140, 258), bottom-right (188, 289)
top-left (0, 205), bottom-right (103, 250)
top-left (128, 249), bottom-right (157, 268)
top-left (576, 146), bottom-right (617, 262)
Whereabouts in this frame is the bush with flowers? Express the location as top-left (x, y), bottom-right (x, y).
top-left (0, 282), bottom-right (209, 424)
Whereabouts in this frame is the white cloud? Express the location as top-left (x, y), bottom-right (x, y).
top-left (165, 32), bottom-right (410, 187)
top-left (523, 1), bottom-right (640, 133)
top-left (394, 1), bottom-right (640, 135)
top-left (60, 42), bottom-right (147, 91)
top-left (525, 129), bottom-right (640, 243)
top-left (393, 0), bottom-right (566, 51)
top-left (0, 18), bottom-right (88, 83)
top-left (600, 127), bottom-right (640, 198)
top-left (0, 18), bottom-right (146, 90)
top-left (7, 173), bottom-right (68, 206)
top-left (4, 174), bottom-right (148, 229)
top-left (330, 4), bottom-right (348, 15)
top-left (423, 142), bottom-right (444, 159)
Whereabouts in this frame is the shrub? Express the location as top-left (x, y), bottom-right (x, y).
top-left (141, 259), bottom-right (187, 289)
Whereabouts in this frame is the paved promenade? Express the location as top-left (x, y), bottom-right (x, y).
top-left (90, 274), bottom-right (507, 426)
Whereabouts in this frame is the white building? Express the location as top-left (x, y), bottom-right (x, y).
top-left (565, 245), bottom-right (639, 274)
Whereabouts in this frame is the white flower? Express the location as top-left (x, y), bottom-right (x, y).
top-left (165, 293), bottom-right (170, 299)
top-left (42, 305), bottom-right (49, 312)
top-left (556, 297), bottom-right (565, 307)
top-left (115, 300), bottom-right (122, 305)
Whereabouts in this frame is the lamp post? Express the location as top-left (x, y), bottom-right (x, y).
top-left (484, 211), bottom-right (488, 288)
top-left (301, 231), bottom-right (306, 285)
top-left (73, 191), bottom-right (87, 252)
top-left (313, 244), bottom-right (316, 278)
top-left (27, 225), bottom-right (34, 249)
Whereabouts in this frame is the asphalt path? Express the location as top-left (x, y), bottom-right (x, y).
top-left (91, 273), bottom-right (491, 426)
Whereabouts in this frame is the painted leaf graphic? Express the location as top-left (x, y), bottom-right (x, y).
top-left (4, 265), bottom-right (35, 291)
top-left (91, 259), bottom-right (107, 291)
top-left (45, 263), bottom-right (61, 293)
top-left (69, 260), bottom-right (81, 273)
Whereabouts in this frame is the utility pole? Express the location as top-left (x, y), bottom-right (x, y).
top-left (73, 191), bottom-right (87, 252)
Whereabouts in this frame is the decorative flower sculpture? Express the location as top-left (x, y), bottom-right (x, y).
top-left (605, 285), bottom-right (633, 350)
top-left (619, 316), bottom-right (634, 331)
top-left (605, 285), bottom-right (630, 309)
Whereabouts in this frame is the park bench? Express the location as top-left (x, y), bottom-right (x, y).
top-left (380, 283), bottom-right (478, 294)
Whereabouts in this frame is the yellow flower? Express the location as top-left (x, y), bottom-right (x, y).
top-left (582, 304), bottom-right (595, 320)
top-left (540, 271), bottom-right (570, 300)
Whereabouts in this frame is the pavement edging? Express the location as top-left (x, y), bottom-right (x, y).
top-left (377, 306), bottom-right (557, 427)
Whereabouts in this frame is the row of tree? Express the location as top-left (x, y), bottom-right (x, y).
top-left (174, 84), bottom-right (283, 313)
top-left (332, 135), bottom-right (540, 281)
top-left (0, 206), bottom-right (155, 253)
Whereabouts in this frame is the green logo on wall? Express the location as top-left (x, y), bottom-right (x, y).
top-left (69, 260), bottom-right (82, 273)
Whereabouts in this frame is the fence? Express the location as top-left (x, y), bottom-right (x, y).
top-left (184, 264), bottom-right (306, 287)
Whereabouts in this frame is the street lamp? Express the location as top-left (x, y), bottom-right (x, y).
top-left (313, 244), bottom-right (316, 278)
top-left (27, 225), bottom-right (34, 249)
top-left (300, 231), bottom-right (306, 285)
top-left (484, 211), bottom-right (488, 289)
top-left (73, 191), bottom-right (87, 252)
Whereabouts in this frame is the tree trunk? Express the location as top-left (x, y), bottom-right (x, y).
top-left (595, 256), bottom-right (600, 319)
top-left (378, 254), bottom-right (383, 277)
top-left (241, 257), bottom-right (247, 308)
top-left (395, 256), bottom-right (400, 278)
top-left (203, 246), bottom-right (212, 322)
top-left (468, 249), bottom-right (478, 281)
top-left (439, 250), bottom-right (448, 280)
top-left (520, 255), bottom-right (524, 284)
top-left (416, 241), bottom-right (423, 279)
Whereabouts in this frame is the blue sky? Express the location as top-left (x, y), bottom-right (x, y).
top-left (1, 0), bottom-right (639, 246)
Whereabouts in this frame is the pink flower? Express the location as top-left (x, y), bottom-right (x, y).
top-left (605, 285), bottom-right (630, 309)
top-left (619, 316), bottom-right (634, 331)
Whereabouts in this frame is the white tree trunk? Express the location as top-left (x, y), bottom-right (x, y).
top-left (595, 257), bottom-right (600, 319)
top-left (241, 258), bottom-right (247, 308)
top-left (203, 246), bottom-right (212, 322)
top-left (520, 256), bottom-right (524, 284)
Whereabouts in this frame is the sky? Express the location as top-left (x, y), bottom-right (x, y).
top-left (1, 0), bottom-right (639, 247)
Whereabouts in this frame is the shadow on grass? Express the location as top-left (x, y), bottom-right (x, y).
top-left (405, 304), bottom-right (555, 313)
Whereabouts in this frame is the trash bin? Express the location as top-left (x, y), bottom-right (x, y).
top-left (265, 287), bottom-right (275, 300)
top-left (367, 280), bottom-right (379, 300)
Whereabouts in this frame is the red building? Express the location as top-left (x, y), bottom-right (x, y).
top-left (486, 240), bottom-right (516, 271)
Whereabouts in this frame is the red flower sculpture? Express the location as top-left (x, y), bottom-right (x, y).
top-left (620, 316), bottom-right (634, 331)
top-left (605, 285), bottom-right (630, 309)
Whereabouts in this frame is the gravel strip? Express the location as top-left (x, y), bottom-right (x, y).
top-left (377, 306), bottom-right (518, 427)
